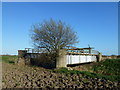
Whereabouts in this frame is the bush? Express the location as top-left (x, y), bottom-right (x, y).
top-left (30, 53), bottom-right (56, 69)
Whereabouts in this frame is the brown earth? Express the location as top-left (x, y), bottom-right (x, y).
top-left (2, 62), bottom-right (120, 89)
top-left (68, 62), bottom-right (96, 72)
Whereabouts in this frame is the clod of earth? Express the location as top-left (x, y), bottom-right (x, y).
top-left (2, 62), bottom-right (120, 89)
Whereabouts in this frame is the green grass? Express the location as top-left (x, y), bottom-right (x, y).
top-left (52, 59), bottom-right (120, 82)
top-left (91, 59), bottom-right (120, 76)
top-left (2, 55), bottom-right (18, 64)
top-left (52, 67), bottom-right (120, 82)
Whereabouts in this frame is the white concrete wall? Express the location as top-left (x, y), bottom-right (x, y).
top-left (67, 55), bottom-right (97, 64)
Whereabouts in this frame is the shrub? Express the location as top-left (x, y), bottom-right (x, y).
top-left (30, 53), bottom-right (56, 69)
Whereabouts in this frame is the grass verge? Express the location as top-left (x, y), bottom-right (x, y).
top-left (2, 55), bottom-right (18, 64)
top-left (52, 67), bottom-right (120, 82)
top-left (91, 59), bottom-right (120, 76)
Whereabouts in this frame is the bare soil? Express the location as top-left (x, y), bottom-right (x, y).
top-left (2, 62), bottom-right (120, 89)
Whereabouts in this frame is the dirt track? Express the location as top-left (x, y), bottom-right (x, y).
top-left (2, 62), bottom-right (120, 89)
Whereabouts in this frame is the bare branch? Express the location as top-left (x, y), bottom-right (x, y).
top-left (30, 19), bottom-right (79, 53)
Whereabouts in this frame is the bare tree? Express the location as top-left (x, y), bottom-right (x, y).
top-left (31, 19), bottom-right (78, 53)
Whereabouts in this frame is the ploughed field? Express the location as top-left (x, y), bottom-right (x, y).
top-left (1, 56), bottom-right (120, 89)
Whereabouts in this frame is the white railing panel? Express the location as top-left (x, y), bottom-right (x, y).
top-left (71, 55), bottom-right (79, 64)
top-left (66, 55), bottom-right (70, 64)
top-left (67, 54), bottom-right (97, 65)
top-left (86, 56), bottom-right (92, 62)
top-left (79, 55), bottom-right (86, 63)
